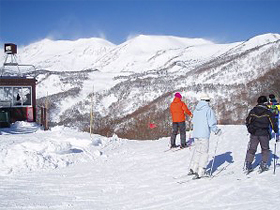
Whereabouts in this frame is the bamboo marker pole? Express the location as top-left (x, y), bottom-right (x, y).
top-left (90, 95), bottom-right (93, 137)
top-left (90, 85), bottom-right (94, 138)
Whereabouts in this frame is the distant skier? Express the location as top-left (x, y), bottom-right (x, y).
top-left (170, 92), bottom-right (193, 148)
top-left (267, 94), bottom-right (280, 139)
top-left (245, 96), bottom-right (279, 174)
top-left (188, 93), bottom-right (221, 179)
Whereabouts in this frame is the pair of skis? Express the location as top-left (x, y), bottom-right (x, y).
top-left (164, 141), bottom-right (194, 152)
top-left (245, 162), bottom-right (271, 175)
top-left (244, 136), bottom-right (279, 175)
top-left (165, 120), bottom-right (194, 152)
top-left (175, 165), bottom-right (231, 184)
top-left (164, 145), bottom-right (189, 152)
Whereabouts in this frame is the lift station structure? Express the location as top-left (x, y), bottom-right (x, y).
top-left (0, 43), bottom-right (37, 127)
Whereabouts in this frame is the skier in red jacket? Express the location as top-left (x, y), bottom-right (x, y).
top-left (170, 92), bottom-right (192, 148)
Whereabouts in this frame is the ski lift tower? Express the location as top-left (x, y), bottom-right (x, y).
top-left (1, 43), bottom-right (37, 77)
top-left (1, 43), bottom-right (20, 76)
top-left (0, 43), bottom-right (37, 127)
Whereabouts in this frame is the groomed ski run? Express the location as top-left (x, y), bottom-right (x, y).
top-left (0, 123), bottom-right (279, 210)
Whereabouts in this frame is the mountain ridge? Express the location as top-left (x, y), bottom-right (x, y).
top-left (1, 33), bottom-right (280, 139)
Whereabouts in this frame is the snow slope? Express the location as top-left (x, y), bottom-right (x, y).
top-left (0, 123), bottom-right (279, 209)
top-left (93, 35), bottom-right (216, 73)
top-left (0, 38), bottom-right (115, 72)
top-left (1, 33), bottom-right (279, 76)
top-left (0, 34), bottom-right (219, 73)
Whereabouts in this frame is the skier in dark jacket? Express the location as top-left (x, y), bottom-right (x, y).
top-left (245, 96), bottom-right (279, 173)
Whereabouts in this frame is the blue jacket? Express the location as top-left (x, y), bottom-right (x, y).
top-left (192, 101), bottom-right (219, 139)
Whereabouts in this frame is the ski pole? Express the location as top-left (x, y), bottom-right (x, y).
top-left (243, 138), bottom-right (251, 171)
top-left (273, 139), bottom-right (277, 175)
top-left (209, 136), bottom-right (220, 177)
top-left (188, 139), bottom-right (196, 172)
top-left (187, 119), bottom-right (193, 147)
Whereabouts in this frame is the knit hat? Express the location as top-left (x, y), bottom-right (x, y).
top-left (200, 93), bottom-right (210, 101)
top-left (268, 94), bottom-right (277, 103)
top-left (257, 96), bottom-right (268, 104)
top-left (175, 92), bottom-right (182, 98)
top-left (269, 94), bottom-right (275, 99)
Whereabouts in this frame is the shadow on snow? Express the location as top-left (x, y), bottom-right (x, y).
top-left (206, 151), bottom-right (234, 174)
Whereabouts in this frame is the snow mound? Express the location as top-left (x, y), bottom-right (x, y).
top-left (0, 121), bottom-right (41, 135)
top-left (0, 125), bottom-right (107, 175)
top-left (10, 121), bottom-right (39, 129)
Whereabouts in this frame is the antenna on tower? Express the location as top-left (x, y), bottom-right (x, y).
top-left (1, 43), bottom-right (37, 77)
top-left (1, 43), bottom-right (21, 76)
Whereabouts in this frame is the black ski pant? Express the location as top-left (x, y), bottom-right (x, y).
top-left (170, 121), bottom-right (186, 147)
top-left (245, 135), bottom-right (270, 164)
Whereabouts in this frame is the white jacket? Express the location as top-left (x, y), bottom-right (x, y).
top-left (192, 101), bottom-right (219, 139)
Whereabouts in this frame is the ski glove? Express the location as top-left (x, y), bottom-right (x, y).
top-left (215, 129), bottom-right (222, 136)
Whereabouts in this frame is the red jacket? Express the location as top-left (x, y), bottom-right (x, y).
top-left (170, 98), bottom-right (192, 122)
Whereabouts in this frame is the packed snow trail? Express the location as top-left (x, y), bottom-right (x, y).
top-left (0, 124), bottom-right (279, 209)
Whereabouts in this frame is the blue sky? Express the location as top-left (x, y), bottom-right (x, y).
top-left (0, 0), bottom-right (280, 46)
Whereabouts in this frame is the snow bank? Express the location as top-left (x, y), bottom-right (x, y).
top-left (0, 124), bottom-right (112, 175)
top-left (0, 121), bottom-right (41, 135)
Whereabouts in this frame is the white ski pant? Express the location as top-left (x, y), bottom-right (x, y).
top-left (190, 138), bottom-right (209, 177)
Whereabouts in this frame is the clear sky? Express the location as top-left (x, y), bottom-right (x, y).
top-left (0, 0), bottom-right (280, 46)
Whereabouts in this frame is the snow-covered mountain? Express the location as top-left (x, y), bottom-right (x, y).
top-left (93, 35), bottom-right (216, 73)
top-left (1, 37), bottom-right (115, 72)
top-left (1, 33), bottom-right (280, 139)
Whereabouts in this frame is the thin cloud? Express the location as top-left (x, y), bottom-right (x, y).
top-left (126, 33), bottom-right (141, 41)
top-left (97, 31), bottom-right (107, 40)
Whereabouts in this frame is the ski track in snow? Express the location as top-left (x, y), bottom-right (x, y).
top-left (0, 124), bottom-right (280, 209)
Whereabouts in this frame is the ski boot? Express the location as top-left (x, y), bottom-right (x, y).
top-left (192, 172), bottom-right (201, 180)
top-left (245, 162), bottom-right (253, 174)
top-left (259, 161), bottom-right (268, 173)
top-left (170, 144), bottom-right (177, 149)
top-left (187, 169), bottom-right (195, 176)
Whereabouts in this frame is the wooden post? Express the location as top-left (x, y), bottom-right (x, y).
top-left (40, 106), bottom-right (44, 126)
top-left (45, 93), bottom-right (49, 130)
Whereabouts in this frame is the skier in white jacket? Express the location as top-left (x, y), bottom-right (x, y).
top-left (189, 93), bottom-right (221, 179)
